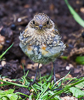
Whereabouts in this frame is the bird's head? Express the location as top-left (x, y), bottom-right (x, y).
top-left (29, 13), bottom-right (54, 31)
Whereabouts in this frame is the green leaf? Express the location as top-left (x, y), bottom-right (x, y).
top-left (15, 92), bottom-right (28, 97)
top-left (48, 91), bottom-right (62, 100)
top-left (29, 95), bottom-right (32, 100)
top-left (46, 73), bottom-right (52, 82)
top-left (33, 84), bottom-right (41, 91)
top-left (5, 89), bottom-right (14, 94)
top-left (70, 87), bottom-right (84, 98)
top-left (49, 77), bottom-right (84, 99)
top-left (0, 83), bottom-right (10, 87)
top-left (75, 80), bottom-right (84, 89)
top-left (1, 97), bottom-right (8, 100)
top-left (41, 92), bottom-right (48, 99)
top-left (0, 43), bottom-right (13, 59)
top-left (0, 89), bottom-right (22, 100)
top-left (7, 94), bottom-right (18, 100)
top-left (75, 56), bottom-right (84, 65)
top-left (0, 90), bottom-right (5, 97)
top-left (61, 56), bottom-right (68, 60)
top-left (40, 83), bottom-right (50, 98)
top-left (65, 0), bottom-right (84, 27)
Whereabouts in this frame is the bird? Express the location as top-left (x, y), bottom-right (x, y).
top-left (19, 13), bottom-right (66, 83)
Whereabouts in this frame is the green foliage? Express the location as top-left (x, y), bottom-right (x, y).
top-left (49, 77), bottom-right (84, 99)
top-left (65, 0), bottom-right (84, 27)
top-left (70, 87), bottom-right (84, 98)
top-left (20, 65), bottom-right (32, 86)
top-left (75, 56), bottom-right (84, 65)
top-left (0, 79), bottom-right (28, 88)
top-left (60, 55), bottom-right (84, 65)
top-left (30, 74), bottom-right (62, 100)
top-left (75, 80), bottom-right (84, 89)
top-left (0, 44), bottom-right (13, 60)
top-left (0, 89), bottom-right (22, 100)
top-left (61, 56), bottom-right (68, 60)
top-left (0, 70), bottom-right (84, 99)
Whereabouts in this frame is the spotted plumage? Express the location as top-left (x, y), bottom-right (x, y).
top-left (19, 13), bottom-right (66, 64)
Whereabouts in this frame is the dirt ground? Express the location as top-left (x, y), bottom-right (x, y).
top-left (0, 0), bottom-right (84, 98)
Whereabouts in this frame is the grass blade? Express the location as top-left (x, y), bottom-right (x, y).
top-left (40, 83), bottom-right (50, 98)
top-left (65, 0), bottom-right (84, 27)
top-left (0, 79), bottom-right (28, 88)
top-left (49, 77), bottom-right (84, 99)
top-left (75, 56), bottom-right (84, 65)
top-left (0, 43), bottom-right (13, 59)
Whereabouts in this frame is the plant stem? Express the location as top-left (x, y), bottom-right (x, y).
top-left (0, 79), bottom-right (28, 88)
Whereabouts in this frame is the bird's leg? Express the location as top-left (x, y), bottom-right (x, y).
top-left (33, 63), bottom-right (39, 82)
top-left (51, 62), bottom-right (62, 90)
top-left (53, 62), bottom-right (56, 83)
top-left (29, 63), bottom-right (39, 87)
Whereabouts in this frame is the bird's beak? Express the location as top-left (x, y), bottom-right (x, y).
top-left (39, 25), bottom-right (43, 30)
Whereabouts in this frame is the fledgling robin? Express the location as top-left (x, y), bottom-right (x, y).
top-left (19, 13), bottom-right (66, 83)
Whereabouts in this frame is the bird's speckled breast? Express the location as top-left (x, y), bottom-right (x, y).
top-left (19, 35), bottom-right (65, 64)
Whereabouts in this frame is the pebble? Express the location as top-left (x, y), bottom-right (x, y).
top-left (11, 24), bottom-right (16, 30)
top-left (1, 61), bottom-right (6, 66)
top-left (5, 40), bottom-right (11, 44)
top-left (18, 18), bottom-right (22, 22)
top-left (0, 35), bottom-right (5, 50)
top-left (81, 32), bottom-right (84, 38)
top-left (0, 28), bottom-right (5, 36)
top-left (0, 44), bottom-right (3, 51)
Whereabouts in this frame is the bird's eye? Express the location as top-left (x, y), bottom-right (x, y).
top-left (33, 21), bottom-right (35, 24)
top-left (47, 21), bottom-right (49, 24)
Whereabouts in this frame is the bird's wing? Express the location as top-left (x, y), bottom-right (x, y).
top-left (54, 24), bottom-right (59, 35)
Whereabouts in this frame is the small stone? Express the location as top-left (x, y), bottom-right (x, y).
top-left (1, 61), bottom-right (6, 66)
top-left (18, 18), bottom-right (22, 22)
top-left (0, 65), bottom-right (3, 70)
top-left (30, 89), bottom-right (34, 92)
top-left (0, 35), bottom-right (5, 44)
top-left (5, 40), bottom-right (11, 44)
top-left (49, 4), bottom-right (55, 11)
top-left (81, 32), bottom-right (84, 38)
top-left (27, 64), bottom-right (32, 69)
top-left (0, 44), bottom-right (3, 51)
top-left (0, 28), bottom-right (5, 36)
top-left (21, 59), bottom-right (26, 65)
top-left (80, 7), bottom-right (84, 13)
top-left (11, 24), bottom-right (16, 30)
top-left (29, 8), bottom-right (32, 13)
